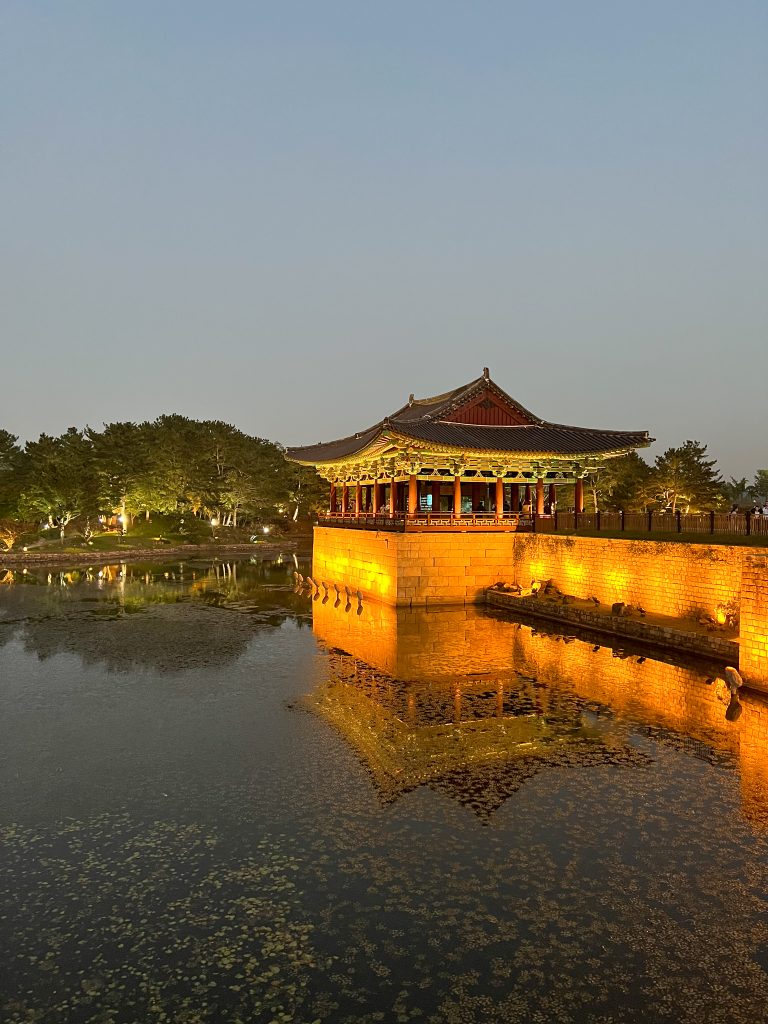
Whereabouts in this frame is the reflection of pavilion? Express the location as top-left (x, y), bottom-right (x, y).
top-left (312, 648), bottom-right (642, 820)
top-left (310, 599), bottom-right (768, 826)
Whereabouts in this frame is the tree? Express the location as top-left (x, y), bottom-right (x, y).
top-left (285, 464), bottom-right (327, 520)
top-left (751, 470), bottom-right (768, 505)
top-left (0, 429), bottom-right (24, 517)
top-left (0, 517), bottom-right (33, 551)
top-left (91, 421), bottom-right (155, 523)
top-left (645, 440), bottom-right (724, 514)
top-left (722, 477), bottom-right (750, 507)
top-left (583, 452), bottom-right (652, 512)
top-left (19, 429), bottom-right (100, 540)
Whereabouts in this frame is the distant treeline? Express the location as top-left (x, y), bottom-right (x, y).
top-left (559, 444), bottom-right (767, 516)
top-left (0, 416), bottom-right (326, 547)
top-left (1, 422), bottom-right (766, 550)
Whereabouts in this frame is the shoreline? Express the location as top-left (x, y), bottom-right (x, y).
top-left (0, 541), bottom-right (298, 569)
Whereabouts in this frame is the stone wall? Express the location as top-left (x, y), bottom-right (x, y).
top-left (508, 534), bottom-right (743, 619)
top-left (313, 528), bottom-right (752, 617)
top-left (312, 527), bottom-right (515, 606)
top-left (740, 553), bottom-right (768, 687)
top-left (312, 527), bottom-right (768, 688)
top-left (311, 527), bottom-right (400, 604)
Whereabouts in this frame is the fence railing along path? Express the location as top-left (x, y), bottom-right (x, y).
top-left (317, 510), bottom-right (768, 539)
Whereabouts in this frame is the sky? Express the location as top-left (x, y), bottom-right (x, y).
top-left (2, 2), bottom-right (766, 479)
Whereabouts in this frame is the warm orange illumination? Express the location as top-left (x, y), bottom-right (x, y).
top-left (309, 599), bottom-right (768, 827)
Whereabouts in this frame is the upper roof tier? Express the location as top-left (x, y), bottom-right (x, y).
top-left (286, 369), bottom-right (652, 464)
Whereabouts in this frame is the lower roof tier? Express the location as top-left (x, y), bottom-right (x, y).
top-left (286, 371), bottom-right (652, 473)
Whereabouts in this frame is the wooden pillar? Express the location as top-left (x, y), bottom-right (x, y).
top-left (524, 483), bottom-right (532, 506)
top-left (495, 478), bottom-right (504, 521)
top-left (536, 478), bottom-right (545, 515)
top-left (329, 483), bottom-right (336, 514)
top-left (510, 482), bottom-right (520, 512)
top-left (548, 482), bottom-right (556, 508)
top-left (341, 483), bottom-right (348, 516)
top-left (372, 480), bottom-right (380, 514)
top-left (389, 479), bottom-right (396, 517)
top-left (355, 482), bottom-right (362, 517)
top-left (453, 476), bottom-right (462, 516)
top-left (471, 482), bottom-right (483, 512)
top-left (430, 481), bottom-right (441, 514)
top-left (408, 475), bottom-right (418, 516)
top-left (575, 478), bottom-right (584, 514)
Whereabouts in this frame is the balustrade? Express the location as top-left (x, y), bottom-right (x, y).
top-left (317, 508), bottom-right (768, 539)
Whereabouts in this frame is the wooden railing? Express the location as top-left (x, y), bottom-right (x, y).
top-left (539, 510), bottom-right (768, 538)
top-left (317, 512), bottom-right (535, 532)
top-left (317, 509), bottom-right (768, 538)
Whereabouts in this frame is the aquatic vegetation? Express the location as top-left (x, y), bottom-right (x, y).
top-left (0, 815), bottom-right (318, 1023)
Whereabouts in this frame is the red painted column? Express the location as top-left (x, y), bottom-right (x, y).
top-left (329, 483), bottom-right (336, 514)
top-left (408, 475), bottom-right (418, 516)
top-left (372, 480), bottom-right (380, 514)
top-left (536, 478), bottom-right (545, 516)
top-left (389, 478), bottom-right (396, 517)
top-left (430, 481), bottom-right (441, 514)
top-left (341, 483), bottom-right (348, 517)
top-left (575, 478), bottom-right (585, 514)
top-left (355, 483), bottom-right (362, 517)
top-left (495, 478), bottom-right (504, 521)
top-left (548, 482), bottom-right (557, 508)
top-left (524, 484), bottom-right (532, 508)
top-left (453, 476), bottom-right (462, 517)
top-left (510, 482), bottom-right (520, 512)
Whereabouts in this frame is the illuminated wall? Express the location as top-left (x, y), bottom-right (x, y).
top-left (312, 527), bottom-right (768, 687)
top-left (509, 534), bottom-right (743, 619)
top-left (740, 553), bottom-right (768, 687)
top-left (315, 527), bottom-right (753, 614)
top-left (313, 526), bottom-right (518, 606)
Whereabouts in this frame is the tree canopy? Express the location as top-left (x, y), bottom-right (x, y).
top-left (0, 417), bottom-right (326, 543)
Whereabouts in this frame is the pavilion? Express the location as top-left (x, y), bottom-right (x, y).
top-left (286, 368), bottom-right (652, 527)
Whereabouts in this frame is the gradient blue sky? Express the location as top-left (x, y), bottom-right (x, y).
top-left (3, 2), bottom-right (766, 477)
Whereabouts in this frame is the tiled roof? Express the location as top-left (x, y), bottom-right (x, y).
top-left (288, 424), bottom-right (383, 463)
top-left (285, 372), bottom-right (651, 463)
top-left (391, 421), bottom-right (650, 456)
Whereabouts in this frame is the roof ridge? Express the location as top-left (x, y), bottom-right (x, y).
top-left (413, 419), bottom-right (649, 437)
top-left (422, 377), bottom-right (544, 425)
top-left (386, 376), bottom-right (486, 420)
top-left (541, 420), bottom-right (651, 436)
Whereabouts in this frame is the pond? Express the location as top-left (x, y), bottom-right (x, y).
top-left (1, 555), bottom-right (767, 1023)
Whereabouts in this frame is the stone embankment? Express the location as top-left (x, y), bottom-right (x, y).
top-left (487, 585), bottom-right (739, 663)
top-left (0, 542), bottom-right (295, 569)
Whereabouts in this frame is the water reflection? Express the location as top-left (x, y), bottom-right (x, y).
top-left (310, 600), bottom-right (768, 828)
top-left (0, 556), bottom-right (310, 672)
top-left (2, 561), bottom-right (768, 1023)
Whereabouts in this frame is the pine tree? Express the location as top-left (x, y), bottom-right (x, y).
top-left (646, 440), bottom-right (724, 513)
